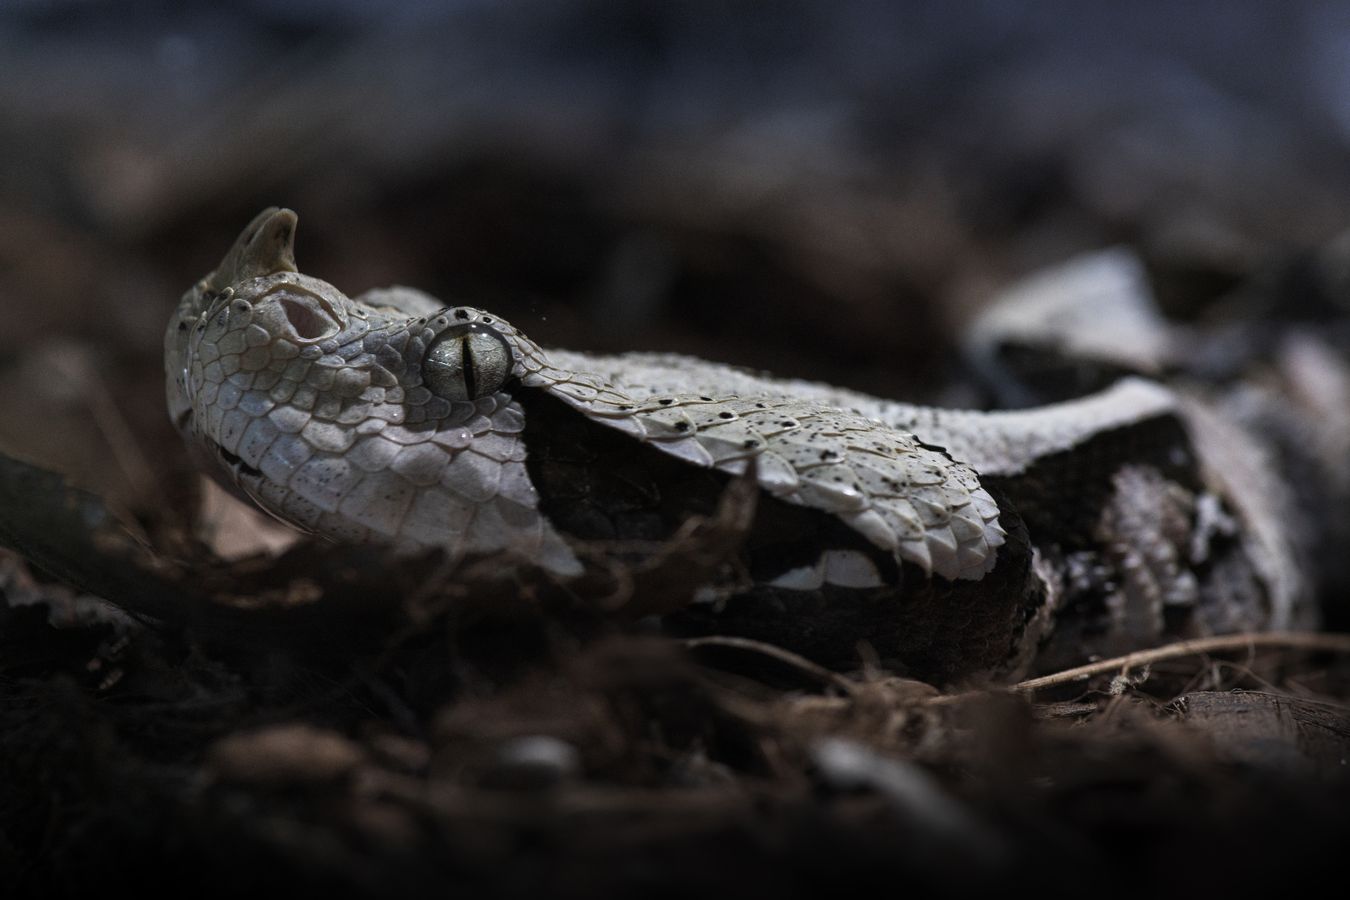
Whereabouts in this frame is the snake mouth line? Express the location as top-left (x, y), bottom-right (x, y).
top-left (207, 439), bottom-right (263, 478)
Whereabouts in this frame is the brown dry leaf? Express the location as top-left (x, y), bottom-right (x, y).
top-left (208, 723), bottom-right (369, 786)
top-left (195, 476), bottom-right (302, 560)
top-left (1171, 690), bottom-right (1350, 777)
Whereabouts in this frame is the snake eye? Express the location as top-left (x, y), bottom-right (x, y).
top-left (423, 323), bottom-right (514, 400)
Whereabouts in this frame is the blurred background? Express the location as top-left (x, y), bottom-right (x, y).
top-left (3, 0), bottom-right (1350, 517)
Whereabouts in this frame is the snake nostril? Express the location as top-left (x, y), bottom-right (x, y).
top-left (280, 296), bottom-right (338, 340)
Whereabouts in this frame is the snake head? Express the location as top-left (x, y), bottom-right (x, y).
top-left (163, 208), bottom-right (583, 575)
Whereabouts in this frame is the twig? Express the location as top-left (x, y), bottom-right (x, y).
top-left (1015, 631), bottom-right (1350, 693)
top-left (683, 635), bottom-right (860, 696)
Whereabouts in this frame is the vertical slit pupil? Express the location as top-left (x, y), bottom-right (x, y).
top-left (460, 337), bottom-right (476, 397)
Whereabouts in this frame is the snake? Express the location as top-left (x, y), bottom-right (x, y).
top-left (165, 208), bottom-right (1316, 680)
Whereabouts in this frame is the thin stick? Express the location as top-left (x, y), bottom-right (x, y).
top-left (1015, 631), bottom-right (1350, 693)
top-left (683, 635), bottom-right (860, 696)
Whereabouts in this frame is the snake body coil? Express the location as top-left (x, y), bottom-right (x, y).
top-left (166, 209), bottom-right (1312, 680)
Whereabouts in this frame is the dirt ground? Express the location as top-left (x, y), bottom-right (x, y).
top-left (3, 3), bottom-right (1350, 896)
